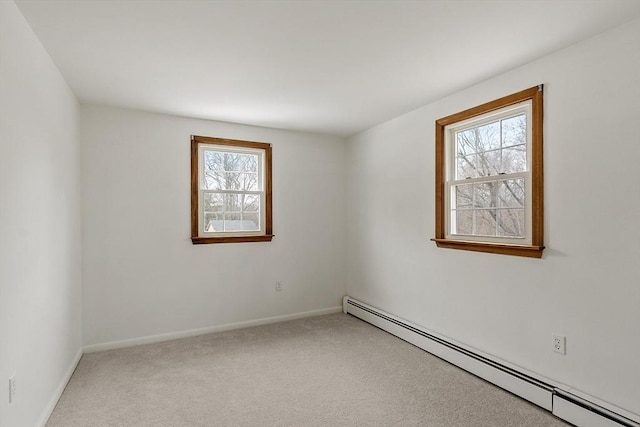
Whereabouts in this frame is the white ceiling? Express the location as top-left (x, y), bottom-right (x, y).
top-left (15, 0), bottom-right (640, 137)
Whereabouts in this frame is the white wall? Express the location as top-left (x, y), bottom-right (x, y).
top-left (0, 2), bottom-right (82, 426)
top-left (346, 19), bottom-right (640, 418)
top-left (81, 106), bottom-right (346, 346)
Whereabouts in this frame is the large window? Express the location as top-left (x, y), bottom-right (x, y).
top-left (432, 86), bottom-right (544, 258)
top-left (191, 135), bottom-right (273, 244)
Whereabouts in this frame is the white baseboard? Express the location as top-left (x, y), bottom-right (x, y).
top-left (84, 306), bottom-right (342, 353)
top-left (36, 348), bottom-right (83, 427)
top-left (553, 394), bottom-right (639, 427)
top-left (557, 388), bottom-right (640, 426)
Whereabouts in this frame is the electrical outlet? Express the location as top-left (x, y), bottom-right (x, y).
top-left (553, 334), bottom-right (566, 355)
top-left (275, 281), bottom-right (283, 292)
top-left (8, 376), bottom-right (16, 404)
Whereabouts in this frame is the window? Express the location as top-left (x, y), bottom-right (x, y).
top-left (191, 135), bottom-right (273, 244)
top-left (432, 86), bottom-right (544, 258)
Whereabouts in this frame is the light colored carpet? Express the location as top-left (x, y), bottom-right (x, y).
top-left (46, 313), bottom-right (571, 427)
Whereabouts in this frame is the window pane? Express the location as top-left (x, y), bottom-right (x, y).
top-left (454, 210), bottom-right (473, 235)
top-left (223, 172), bottom-right (258, 191)
top-left (242, 213), bottom-right (260, 231)
top-left (204, 212), bottom-right (223, 232)
top-left (502, 114), bottom-right (526, 148)
top-left (223, 194), bottom-right (241, 212)
top-left (497, 209), bottom-right (525, 237)
top-left (475, 121), bottom-right (500, 152)
top-left (203, 151), bottom-right (224, 190)
top-left (240, 173), bottom-right (258, 191)
top-left (223, 212), bottom-right (242, 231)
top-left (202, 193), bottom-right (243, 213)
top-left (501, 145), bottom-right (526, 173)
top-left (243, 194), bottom-right (260, 212)
top-left (224, 153), bottom-right (258, 172)
top-left (457, 123), bottom-right (500, 154)
top-left (498, 179), bottom-right (525, 208)
top-left (474, 182), bottom-right (497, 208)
top-left (203, 193), bottom-right (224, 213)
top-left (223, 172), bottom-right (241, 190)
top-left (456, 154), bottom-right (477, 179)
top-left (474, 209), bottom-right (497, 236)
top-left (455, 184), bottom-right (473, 209)
top-left (456, 130), bottom-right (476, 155)
top-left (476, 149), bottom-right (501, 176)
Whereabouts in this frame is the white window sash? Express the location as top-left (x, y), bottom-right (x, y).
top-left (444, 101), bottom-right (533, 245)
top-left (198, 144), bottom-right (266, 237)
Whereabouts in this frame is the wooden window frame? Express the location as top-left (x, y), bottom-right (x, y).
top-left (432, 86), bottom-right (544, 258)
top-left (191, 135), bottom-right (273, 244)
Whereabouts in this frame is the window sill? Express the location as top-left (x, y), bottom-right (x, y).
top-left (431, 238), bottom-right (544, 258)
top-left (192, 235), bottom-right (274, 245)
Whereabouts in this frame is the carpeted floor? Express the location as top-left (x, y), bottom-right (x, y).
top-left (46, 313), bottom-right (571, 426)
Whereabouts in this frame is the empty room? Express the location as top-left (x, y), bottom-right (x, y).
top-left (1, 0), bottom-right (639, 426)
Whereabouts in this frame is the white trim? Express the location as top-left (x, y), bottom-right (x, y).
top-left (36, 348), bottom-right (83, 427)
top-left (83, 306), bottom-right (342, 353)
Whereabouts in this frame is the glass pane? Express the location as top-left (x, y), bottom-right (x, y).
top-left (222, 172), bottom-right (259, 191)
top-left (474, 182), bottom-right (497, 208)
top-left (242, 213), bottom-right (260, 231)
top-left (455, 184), bottom-right (473, 209)
top-left (454, 210), bottom-right (473, 235)
top-left (223, 172), bottom-right (241, 190)
top-left (497, 209), bottom-right (525, 237)
top-left (502, 114), bottom-right (526, 148)
top-left (474, 209), bottom-right (497, 236)
top-left (203, 150), bottom-right (225, 190)
top-left (498, 179), bottom-right (525, 208)
top-left (501, 145), bottom-right (526, 174)
top-left (456, 130), bottom-right (476, 155)
top-left (203, 193), bottom-right (224, 213)
top-left (224, 153), bottom-right (258, 172)
top-left (223, 194), bottom-right (242, 212)
top-left (456, 154), bottom-right (477, 179)
top-left (243, 194), bottom-right (260, 212)
top-left (240, 173), bottom-right (258, 191)
top-left (475, 121), bottom-right (500, 151)
top-left (476, 149), bottom-right (501, 176)
top-left (204, 212), bottom-right (223, 232)
top-left (223, 212), bottom-right (242, 231)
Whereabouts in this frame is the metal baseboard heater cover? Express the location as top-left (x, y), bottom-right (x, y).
top-left (343, 296), bottom-right (639, 427)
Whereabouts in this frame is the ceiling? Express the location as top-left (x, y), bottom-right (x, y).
top-left (15, 0), bottom-right (640, 137)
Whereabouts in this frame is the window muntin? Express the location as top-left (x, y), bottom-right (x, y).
top-left (191, 135), bottom-right (273, 244)
top-left (432, 86), bottom-right (543, 258)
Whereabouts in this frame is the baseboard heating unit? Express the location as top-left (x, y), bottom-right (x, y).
top-left (343, 296), bottom-right (639, 427)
